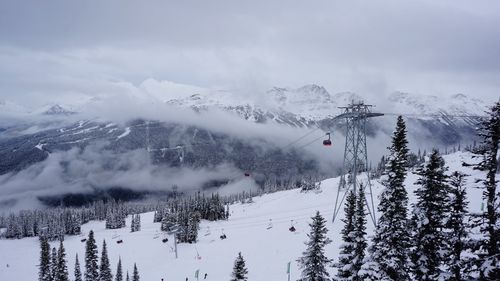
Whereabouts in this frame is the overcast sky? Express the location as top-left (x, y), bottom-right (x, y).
top-left (0, 0), bottom-right (499, 108)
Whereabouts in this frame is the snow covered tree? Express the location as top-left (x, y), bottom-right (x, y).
top-left (335, 190), bottom-right (357, 280)
top-left (298, 211), bottom-right (332, 281)
top-left (362, 116), bottom-right (411, 281)
top-left (300, 176), bottom-right (318, 192)
top-left (443, 171), bottom-right (472, 281)
top-left (115, 258), bottom-right (123, 281)
top-left (51, 247), bottom-right (58, 281)
top-left (230, 252), bottom-right (248, 281)
top-left (130, 214), bottom-right (141, 232)
top-left (56, 240), bottom-right (69, 281)
top-left (75, 254), bottom-right (83, 281)
top-left (126, 272), bottom-right (130, 281)
top-left (471, 100), bottom-right (500, 280)
top-left (99, 240), bottom-right (113, 281)
top-left (39, 237), bottom-right (52, 281)
top-left (135, 214), bottom-right (141, 231)
top-left (187, 211), bottom-right (200, 243)
top-left (130, 215), bottom-right (135, 232)
top-left (132, 263), bottom-right (139, 281)
top-left (175, 206), bottom-right (200, 243)
top-left (85, 230), bottom-right (99, 281)
top-left (160, 212), bottom-right (177, 233)
top-left (131, 214), bottom-right (141, 232)
top-left (411, 150), bottom-right (449, 281)
top-left (352, 187), bottom-right (367, 281)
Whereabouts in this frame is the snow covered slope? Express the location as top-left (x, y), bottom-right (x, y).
top-left (0, 151), bottom-right (488, 281)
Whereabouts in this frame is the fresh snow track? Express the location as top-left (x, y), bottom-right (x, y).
top-left (0, 151), bottom-right (487, 281)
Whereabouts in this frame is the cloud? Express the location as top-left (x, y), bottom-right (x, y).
top-left (0, 0), bottom-right (499, 107)
top-left (0, 142), bottom-right (247, 212)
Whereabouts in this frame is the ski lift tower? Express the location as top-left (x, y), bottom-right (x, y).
top-left (332, 101), bottom-right (383, 226)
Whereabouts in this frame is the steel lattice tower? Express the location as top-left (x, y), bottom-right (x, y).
top-left (332, 101), bottom-right (383, 226)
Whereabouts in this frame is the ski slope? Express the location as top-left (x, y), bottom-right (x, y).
top-left (0, 151), bottom-right (487, 281)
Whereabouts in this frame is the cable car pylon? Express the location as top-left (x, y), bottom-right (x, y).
top-left (331, 101), bottom-right (383, 227)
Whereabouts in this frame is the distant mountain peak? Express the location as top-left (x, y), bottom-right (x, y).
top-left (43, 104), bottom-right (75, 115)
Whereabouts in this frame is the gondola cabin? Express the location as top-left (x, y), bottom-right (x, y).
top-left (323, 132), bottom-right (332, 146)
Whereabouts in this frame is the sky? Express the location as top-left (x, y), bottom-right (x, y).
top-left (0, 0), bottom-right (499, 108)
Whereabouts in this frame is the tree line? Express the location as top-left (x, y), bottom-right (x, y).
top-left (39, 230), bottom-right (140, 281)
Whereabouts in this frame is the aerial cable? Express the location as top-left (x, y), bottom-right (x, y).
top-left (380, 112), bottom-right (486, 119)
top-left (296, 133), bottom-right (329, 150)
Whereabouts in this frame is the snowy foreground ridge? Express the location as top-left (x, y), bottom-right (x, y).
top-left (0, 151), bottom-right (487, 281)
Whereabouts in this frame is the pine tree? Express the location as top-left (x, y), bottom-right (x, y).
top-left (75, 254), bottom-right (83, 281)
top-left (362, 116), bottom-right (411, 281)
top-left (411, 150), bottom-right (449, 281)
top-left (352, 187), bottom-right (367, 281)
top-left (99, 240), bottom-right (113, 281)
top-left (335, 190), bottom-right (356, 280)
top-left (130, 214), bottom-right (141, 232)
top-left (130, 215), bottom-right (135, 232)
top-left (39, 237), bottom-right (52, 281)
top-left (115, 258), bottom-right (123, 281)
top-left (126, 272), bottom-right (130, 281)
top-left (51, 247), bottom-right (58, 281)
top-left (472, 101), bottom-right (500, 280)
top-left (297, 211), bottom-right (332, 281)
top-left (56, 240), bottom-right (69, 281)
top-left (134, 214), bottom-right (141, 232)
top-left (443, 171), bottom-right (471, 281)
top-left (85, 230), bottom-right (99, 281)
top-left (230, 252), bottom-right (248, 281)
top-left (132, 264), bottom-right (139, 281)
top-left (187, 211), bottom-right (200, 243)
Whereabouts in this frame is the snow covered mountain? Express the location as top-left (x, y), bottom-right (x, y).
top-left (160, 84), bottom-right (488, 123)
top-left (0, 83), bottom-right (491, 207)
top-left (0, 83), bottom-right (490, 126)
top-left (38, 104), bottom-right (76, 116)
top-left (0, 151), bottom-right (487, 281)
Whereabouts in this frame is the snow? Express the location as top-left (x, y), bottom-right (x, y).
top-left (0, 151), bottom-right (488, 281)
top-left (35, 143), bottom-right (45, 151)
top-left (117, 127), bottom-right (131, 139)
top-left (70, 126), bottom-right (100, 136)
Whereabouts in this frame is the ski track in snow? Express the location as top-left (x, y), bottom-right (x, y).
top-left (0, 152), bottom-right (487, 281)
top-left (117, 127), bottom-right (131, 139)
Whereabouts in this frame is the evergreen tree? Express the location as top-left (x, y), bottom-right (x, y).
top-left (160, 212), bottom-right (177, 233)
top-left (56, 240), bottom-right (69, 281)
top-left (335, 190), bottom-right (356, 280)
top-left (135, 214), bottom-right (141, 232)
top-left (230, 252), bottom-right (248, 281)
top-left (362, 116), bottom-right (411, 281)
top-left (130, 215), bottom-right (135, 232)
top-left (472, 101), bottom-right (500, 280)
top-left (297, 211), bottom-right (332, 281)
top-left (352, 187), bottom-right (367, 281)
top-left (132, 264), bottom-right (139, 281)
top-left (75, 254), bottom-right (83, 281)
top-left (85, 230), bottom-right (99, 281)
top-left (131, 215), bottom-right (141, 232)
top-left (126, 272), bottom-right (130, 281)
top-left (39, 237), bottom-right (52, 281)
top-left (443, 171), bottom-right (471, 281)
top-left (187, 211), bottom-right (200, 243)
top-left (115, 258), bottom-right (123, 281)
top-left (99, 240), bottom-right (113, 281)
top-left (51, 247), bottom-right (58, 281)
top-left (411, 150), bottom-right (449, 281)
